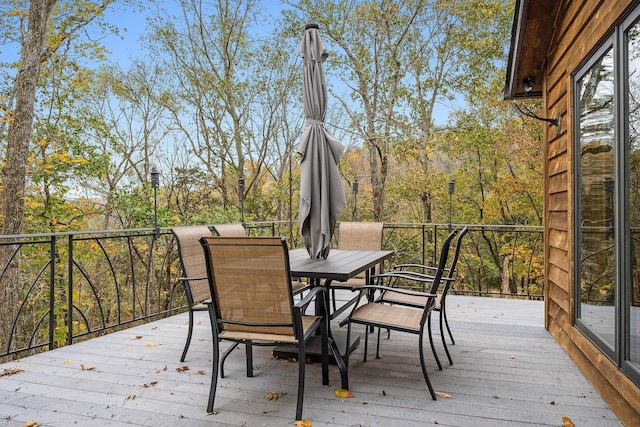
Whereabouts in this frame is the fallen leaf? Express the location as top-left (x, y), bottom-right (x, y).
top-left (63, 360), bottom-right (73, 365)
top-left (507, 355), bottom-right (516, 359)
top-left (0, 367), bottom-right (24, 377)
top-left (142, 381), bottom-right (158, 388)
top-left (80, 365), bottom-right (96, 371)
top-left (198, 370), bottom-right (206, 375)
top-left (435, 391), bottom-right (452, 399)
top-left (175, 365), bottom-right (190, 372)
top-left (266, 391), bottom-right (286, 401)
top-left (22, 422), bottom-right (38, 427)
top-left (335, 389), bottom-right (355, 398)
top-left (146, 342), bottom-right (161, 347)
top-left (562, 416), bottom-right (575, 427)
top-left (294, 420), bottom-right (312, 427)
top-left (207, 410), bottom-right (220, 415)
top-left (131, 336), bottom-right (143, 340)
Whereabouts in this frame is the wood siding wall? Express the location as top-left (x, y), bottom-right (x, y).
top-left (543, 0), bottom-right (640, 424)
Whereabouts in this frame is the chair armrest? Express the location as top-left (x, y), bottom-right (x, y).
top-left (393, 263), bottom-right (451, 274)
top-left (294, 286), bottom-right (324, 310)
top-left (349, 283), bottom-right (436, 298)
top-left (178, 275), bottom-right (207, 282)
top-left (375, 271), bottom-right (455, 282)
top-left (372, 271), bottom-right (438, 286)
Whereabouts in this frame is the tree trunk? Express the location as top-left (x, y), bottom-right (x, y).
top-left (501, 256), bottom-right (510, 296)
top-left (0, 0), bottom-right (54, 352)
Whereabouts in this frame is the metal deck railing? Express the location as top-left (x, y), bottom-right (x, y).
top-left (0, 222), bottom-right (543, 360)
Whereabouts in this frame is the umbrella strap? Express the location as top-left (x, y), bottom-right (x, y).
top-left (306, 119), bottom-right (323, 125)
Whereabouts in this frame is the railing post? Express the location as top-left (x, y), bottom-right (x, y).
top-left (421, 224), bottom-right (426, 266)
top-left (67, 234), bottom-right (74, 346)
top-left (49, 236), bottom-right (56, 350)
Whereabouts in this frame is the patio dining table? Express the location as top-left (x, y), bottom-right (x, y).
top-left (280, 248), bottom-right (395, 390)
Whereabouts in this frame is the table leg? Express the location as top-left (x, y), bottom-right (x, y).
top-left (323, 279), bottom-right (349, 390)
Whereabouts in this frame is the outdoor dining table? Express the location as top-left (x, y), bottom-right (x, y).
top-left (278, 248), bottom-right (395, 390)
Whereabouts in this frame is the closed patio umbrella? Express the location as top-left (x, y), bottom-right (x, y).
top-left (298, 23), bottom-right (346, 259)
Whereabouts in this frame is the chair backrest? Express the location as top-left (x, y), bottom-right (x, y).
top-left (172, 226), bottom-right (213, 304)
top-left (200, 236), bottom-right (296, 337)
top-left (337, 222), bottom-right (384, 251)
top-left (338, 222), bottom-right (384, 276)
top-left (446, 226), bottom-right (469, 280)
top-left (427, 228), bottom-right (460, 295)
top-left (212, 223), bottom-right (248, 237)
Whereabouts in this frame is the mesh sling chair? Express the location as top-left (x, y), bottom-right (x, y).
top-left (339, 228), bottom-right (458, 400)
top-left (171, 226), bottom-right (213, 363)
top-left (329, 222), bottom-right (384, 317)
top-left (380, 226), bottom-right (469, 366)
top-left (212, 223), bottom-right (248, 237)
top-left (200, 236), bottom-right (329, 421)
top-left (214, 223), bottom-right (310, 298)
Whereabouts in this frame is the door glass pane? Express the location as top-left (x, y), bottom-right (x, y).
top-left (577, 47), bottom-right (616, 349)
top-left (627, 20), bottom-right (640, 369)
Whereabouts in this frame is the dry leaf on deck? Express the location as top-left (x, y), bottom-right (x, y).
top-left (0, 368), bottom-right (24, 377)
top-left (435, 391), bottom-right (452, 399)
top-left (22, 422), bottom-right (38, 427)
top-left (265, 391), bottom-right (286, 401)
top-left (80, 365), bottom-right (96, 371)
top-left (146, 342), bottom-right (161, 347)
top-left (562, 416), bottom-right (575, 427)
top-left (175, 365), bottom-right (189, 372)
top-left (294, 420), bottom-right (312, 427)
top-left (335, 389), bottom-right (354, 398)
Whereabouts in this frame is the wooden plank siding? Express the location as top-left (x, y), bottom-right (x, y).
top-left (541, 0), bottom-right (640, 424)
top-left (0, 296), bottom-right (622, 426)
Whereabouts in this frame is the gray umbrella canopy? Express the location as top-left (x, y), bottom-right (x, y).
top-left (298, 24), bottom-right (346, 259)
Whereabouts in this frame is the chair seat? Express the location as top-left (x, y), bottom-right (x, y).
top-left (350, 302), bottom-right (423, 332)
top-left (292, 279), bottom-right (310, 294)
top-left (332, 277), bottom-right (366, 288)
top-left (378, 291), bottom-right (442, 309)
top-left (220, 315), bottom-right (321, 344)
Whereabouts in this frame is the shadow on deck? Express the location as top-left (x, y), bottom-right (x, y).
top-left (0, 296), bottom-right (621, 426)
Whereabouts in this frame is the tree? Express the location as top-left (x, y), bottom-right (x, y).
top-left (284, 0), bottom-right (511, 222)
top-left (0, 0), bottom-right (117, 352)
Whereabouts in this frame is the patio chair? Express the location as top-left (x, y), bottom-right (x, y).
top-left (330, 222), bottom-right (384, 317)
top-left (214, 223), bottom-right (309, 297)
top-left (212, 223), bottom-right (248, 237)
top-left (200, 236), bottom-right (329, 420)
top-left (379, 227), bottom-right (469, 366)
top-left (171, 226), bottom-right (214, 363)
top-left (339, 228), bottom-right (458, 393)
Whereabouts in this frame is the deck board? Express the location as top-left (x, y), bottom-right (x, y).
top-left (0, 295), bottom-right (621, 426)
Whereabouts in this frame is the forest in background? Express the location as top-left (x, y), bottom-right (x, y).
top-left (0, 0), bottom-right (543, 236)
top-left (0, 0), bottom-right (550, 354)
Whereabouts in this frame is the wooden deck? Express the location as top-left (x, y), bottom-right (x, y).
top-left (0, 295), bottom-right (621, 426)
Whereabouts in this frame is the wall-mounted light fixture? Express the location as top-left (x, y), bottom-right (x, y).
top-left (523, 77), bottom-right (535, 94)
top-left (513, 77), bottom-right (561, 135)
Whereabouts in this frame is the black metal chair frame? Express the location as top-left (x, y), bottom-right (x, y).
top-left (339, 228), bottom-right (458, 398)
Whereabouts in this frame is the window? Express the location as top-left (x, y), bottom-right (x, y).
top-left (574, 7), bottom-right (640, 386)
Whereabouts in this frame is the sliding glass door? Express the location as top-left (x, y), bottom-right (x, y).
top-left (574, 7), bottom-right (640, 386)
